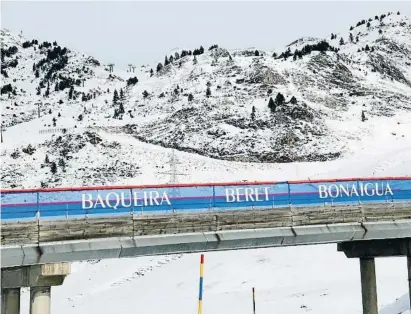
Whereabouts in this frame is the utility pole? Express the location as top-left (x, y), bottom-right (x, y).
top-left (157, 144), bottom-right (187, 200)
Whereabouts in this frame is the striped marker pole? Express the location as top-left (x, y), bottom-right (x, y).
top-left (252, 287), bottom-right (256, 314)
top-left (198, 254), bottom-right (204, 314)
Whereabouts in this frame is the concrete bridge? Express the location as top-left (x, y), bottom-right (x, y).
top-left (1, 177), bottom-right (411, 314)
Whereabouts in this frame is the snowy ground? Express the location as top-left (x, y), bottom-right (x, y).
top-left (17, 245), bottom-right (410, 314)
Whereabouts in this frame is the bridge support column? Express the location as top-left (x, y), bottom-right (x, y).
top-left (1, 263), bottom-right (70, 314)
top-left (359, 257), bottom-right (378, 314)
top-left (1, 288), bottom-right (21, 314)
top-left (30, 286), bottom-right (51, 314)
top-left (408, 256), bottom-right (411, 310)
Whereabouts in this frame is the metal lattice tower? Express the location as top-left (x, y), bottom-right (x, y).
top-left (157, 147), bottom-right (187, 198)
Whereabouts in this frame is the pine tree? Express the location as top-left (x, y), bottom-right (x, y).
top-left (365, 45), bottom-right (370, 51)
top-left (58, 112), bottom-right (61, 117)
top-left (45, 82), bottom-right (50, 97)
top-left (45, 154), bottom-right (50, 163)
top-left (251, 106), bottom-right (256, 121)
top-left (52, 117), bottom-right (57, 127)
top-left (54, 82), bottom-right (59, 91)
top-left (35, 70), bottom-right (39, 78)
top-left (150, 68), bottom-right (154, 76)
top-left (119, 88), bottom-right (124, 101)
top-left (142, 90), bottom-right (149, 98)
top-left (157, 63), bottom-right (163, 72)
top-left (164, 56), bottom-right (169, 66)
top-left (188, 93), bottom-right (194, 102)
top-left (58, 158), bottom-right (65, 167)
top-left (268, 97), bottom-right (276, 113)
top-left (199, 46), bottom-right (204, 54)
top-left (119, 102), bottom-right (125, 114)
top-left (339, 37), bottom-right (345, 45)
top-left (255, 50), bottom-right (260, 56)
top-left (193, 55), bottom-right (198, 65)
top-left (50, 162), bottom-right (57, 175)
top-left (367, 21), bottom-right (371, 28)
top-left (349, 33), bottom-right (354, 43)
top-left (361, 110), bottom-right (366, 122)
top-left (206, 87), bottom-right (211, 98)
top-left (68, 86), bottom-right (74, 99)
top-left (113, 89), bottom-right (119, 105)
top-left (289, 96), bottom-right (297, 104)
top-left (379, 29), bottom-right (383, 34)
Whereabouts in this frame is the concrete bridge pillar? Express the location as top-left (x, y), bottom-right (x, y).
top-left (1, 263), bottom-right (70, 314)
top-left (30, 286), bottom-right (51, 314)
top-left (1, 288), bottom-right (21, 314)
top-left (359, 257), bottom-right (378, 314)
top-left (407, 256), bottom-right (411, 310)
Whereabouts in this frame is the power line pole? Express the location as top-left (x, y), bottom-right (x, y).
top-left (157, 146), bottom-right (187, 199)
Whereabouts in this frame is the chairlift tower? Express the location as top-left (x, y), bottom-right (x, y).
top-left (108, 64), bottom-right (114, 73)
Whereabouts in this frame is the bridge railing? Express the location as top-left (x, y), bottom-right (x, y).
top-left (1, 177), bottom-right (411, 220)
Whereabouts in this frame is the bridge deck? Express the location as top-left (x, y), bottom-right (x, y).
top-left (2, 203), bottom-right (411, 247)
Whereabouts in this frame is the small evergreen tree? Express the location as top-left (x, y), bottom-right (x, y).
top-left (367, 21), bottom-right (371, 28)
top-left (188, 93), bottom-right (194, 102)
top-left (113, 89), bottom-right (119, 105)
top-left (50, 162), bottom-right (57, 174)
top-left (58, 158), bottom-right (65, 167)
top-left (157, 63), bottom-right (163, 72)
top-left (255, 50), bottom-right (260, 56)
top-left (45, 154), bottom-right (50, 163)
top-left (52, 117), bottom-right (57, 127)
top-left (35, 70), bottom-right (39, 78)
top-left (119, 88), bottom-right (124, 101)
top-left (361, 110), bottom-right (366, 122)
top-left (349, 33), bottom-right (354, 43)
top-left (339, 37), bottom-right (345, 45)
top-left (268, 97), bottom-right (276, 113)
top-left (206, 87), bottom-right (211, 98)
top-left (193, 55), bottom-right (198, 65)
top-left (365, 45), bottom-right (370, 51)
top-left (150, 68), bottom-right (154, 76)
top-left (289, 96), bottom-right (297, 104)
top-left (142, 90), bottom-right (149, 98)
top-left (119, 102), bottom-right (125, 114)
top-left (251, 106), bottom-right (256, 121)
top-left (68, 86), bottom-right (74, 99)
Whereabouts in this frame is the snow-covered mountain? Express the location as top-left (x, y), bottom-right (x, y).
top-left (1, 11), bottom-right (411, 188)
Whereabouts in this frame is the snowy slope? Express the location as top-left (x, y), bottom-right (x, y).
top-left (2, 12), bottom-right (411, 189)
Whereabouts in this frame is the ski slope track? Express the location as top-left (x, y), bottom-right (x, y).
top-left (1, 10), bottom-right (411, 314)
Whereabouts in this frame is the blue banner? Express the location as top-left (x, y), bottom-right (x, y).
top-left (1, 178), bottom-right (410, 220)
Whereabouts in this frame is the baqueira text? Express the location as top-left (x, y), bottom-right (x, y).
top-left (82, 191), bottom-right (171, 209)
